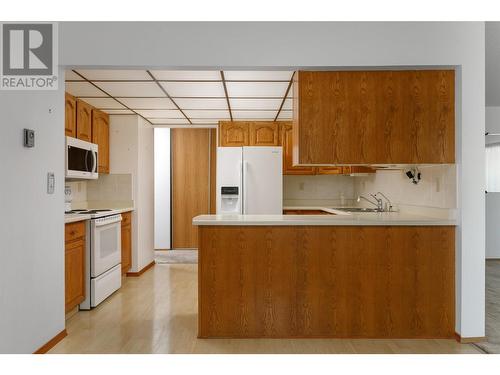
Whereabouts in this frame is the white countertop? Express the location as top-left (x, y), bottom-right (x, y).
top-left (192, 210), bottom-right (456, 226)
top-left (64, 207), bottom-right (134, 224)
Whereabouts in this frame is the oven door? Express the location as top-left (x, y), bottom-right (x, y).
top-left (91, 214), bottom-right (122, 277)
top-left (66, 136), bottom-right (99, 179)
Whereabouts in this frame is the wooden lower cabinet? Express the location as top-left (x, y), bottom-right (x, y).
top-left (198, 225), bottom-right (455, 338)
top-left (121, 212), bottom-right (132, 275)
top-left (65, 221), bottom-right (86, 313)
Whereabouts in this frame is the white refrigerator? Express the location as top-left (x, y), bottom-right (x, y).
top-left (216, 146), bottom-right (282, 214)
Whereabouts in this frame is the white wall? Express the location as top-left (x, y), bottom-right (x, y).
top-left (486, 106), bottom-right (500, 258)
top-left (136, 117), bottom-right (155, 269)
top-left (154, 128), bottom-right (171, 249)
top-left (1, 21), bottom-right (475, 342)
top-left (109, 115), bottom-right (154, 272)
top-left (0, 70), bottom-right (65, 353)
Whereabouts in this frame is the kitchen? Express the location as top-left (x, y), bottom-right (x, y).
top-left (55, 67), bottom-right (460, 350)
top-left (0, 21), bottom-right (488, 356)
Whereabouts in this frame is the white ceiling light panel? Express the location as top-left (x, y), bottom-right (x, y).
top-left (232, 111), bottom-right (277, 120)
top-left (174, 98), bottom-right (228, 109)
top-left (277, 110), bottom-right (293, 120)
top-left (136, 109), bottom-right (185, 118)
top-left (223, 71), bottom-right (293, 81)
top-left (184, 110), bottom-right (230, 119)
top-left (190, 119), bottom-right (220, 125)
top-left (229, 98), bottom-right (281, 110)
top-left (75, 70), bottom-right (152, 81)
top-left (65, 82), bottom-right (107, 97)
top-left (148, 118), bottom-right (191, 125)
top-left (78, 97), bottom-right (125, 109)
top-left (150, 70), bottom-right (221, 81)
top-left (226, 82), bottom-right (289, 98)
top-left (103, 109), bottom-right (135, 115)
top-left (94, 82), bottom-right (165, 97)
top-left (65, 70), bottom-right (84, 81)
top-left (117, 97), bottom-right (176, 109)
top-left (159, 82), bottom-right (225, 97)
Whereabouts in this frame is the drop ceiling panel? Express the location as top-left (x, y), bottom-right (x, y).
top-left (65, 82), bottom-right (107, 97)
top-left (94, 82), bottom-right (164, 97)
top-left (226, 82), bottom-right (289, 98)
top-left (232, 111), bottom-right (277, 120)
top-left (79, 97), bottom-right (125, 109)
top-left (65, 70), bottom-right (84, 81)
top-left (184, 110), bottom-right (230, 119)
top-left (136, 109), bottom-right (185, 118)
top-left (151, 70), bottom-right (221, 81)
top-left (277, 110), bottom-right (293, 120)
top-left (159, 82), bottom-right (225, 97)
top-left (149, 118), bottom-right (190, 125)
top-left (174, 98), bottom-right (228, 109)
top-left (224, 71), bottom-right (293, 81)
top-left (190, 119), bottom-right (219, 125)
top-left (75, 69), bottom-right (151, 81)
top-left (230, 98), bottom-right (282, 110)
top-left (117, 97), bottom-right (176, 109)
top-left (103, 109), bottom-right (135, 114)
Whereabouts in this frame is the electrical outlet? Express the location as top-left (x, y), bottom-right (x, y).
top-left (435, 177), bottom-right (441, 193)
top-left (299, 182), bottom-right (305, 191)
top-left (47, 172), bottom-right (55, 194)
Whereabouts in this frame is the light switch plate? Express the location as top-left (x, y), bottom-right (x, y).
top-left (47, 172), bottom-right (55, 194)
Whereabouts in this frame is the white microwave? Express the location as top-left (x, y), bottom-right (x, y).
top-left (66, 136), bottom-right (99, 179)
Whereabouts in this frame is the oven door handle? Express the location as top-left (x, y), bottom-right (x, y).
top-left (94, 215), bottom-right (122, 227)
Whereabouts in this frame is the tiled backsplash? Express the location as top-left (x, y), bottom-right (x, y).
top-left (65, 174), bottom-right (133, 209)
top-left (354, 165), bottom-right (457, 210)
top-left (283, 175), bottom-right (356, 206)
top-left (283, 165), bottom-right (457, 214)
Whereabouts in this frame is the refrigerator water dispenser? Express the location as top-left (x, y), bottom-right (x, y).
top-left (220, 186), bottom-right (240, 213)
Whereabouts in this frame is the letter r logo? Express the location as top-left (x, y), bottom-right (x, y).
top-left (2, 24), bottom-right (53, 75)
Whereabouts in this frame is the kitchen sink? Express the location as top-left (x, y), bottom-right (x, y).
top-left (334, 207), bottom-right (381, 213)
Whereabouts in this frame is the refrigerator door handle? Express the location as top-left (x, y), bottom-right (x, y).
top-left (243, 160), bottom-right (248, 214)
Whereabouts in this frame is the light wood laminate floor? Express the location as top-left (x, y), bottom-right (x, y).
top-left (50, 264), bottom-right (481, 354)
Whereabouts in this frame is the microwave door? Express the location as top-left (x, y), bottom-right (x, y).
top-left (67, 145), bottom-right (89, 175)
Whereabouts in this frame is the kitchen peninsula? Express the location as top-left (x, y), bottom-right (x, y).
top-left (193, 213), bottom-right (456, 339)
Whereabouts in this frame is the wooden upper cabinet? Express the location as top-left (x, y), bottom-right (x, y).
top-left (293, 70), bottom-right (455, 165)
top-left (316, 167), bottom-right (343, 175)
top-left (219, 121), bottom-right (249, 146)
top-left (91, 109), bottom-right (110, 174)
top-left (281, 122), bottom-right (316, 175)
top-left (65, 93), bottom-right (77, 137)
top-left (76, 99), bottom-right (93, 142)
top-left (249, 122), bottom-right (280, 146)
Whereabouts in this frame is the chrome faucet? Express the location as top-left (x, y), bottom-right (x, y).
top-left (375, 192), bottom-right (393, 212)
top-left (357, 194), bottom-right (383, 211)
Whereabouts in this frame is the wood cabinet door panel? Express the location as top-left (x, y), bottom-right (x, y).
top-left (91, 109), bottom-right (110, 173)
top-left (65, 238), bottom-right (85, 312)
top-left (65, 93), bottom-right (77, 137)
top-left (219, 121), bottom-right (249, 146)
top-left (294, 70), bottom-right (455, 165)
top-left (282, 123), bottom-right (316, 175)
top-left (76, 99), bottom-right (93, 142)
top-left (249, 122), bottom-right (279, 146)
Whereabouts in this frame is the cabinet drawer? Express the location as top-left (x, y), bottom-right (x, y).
top-left (65, 221), bottom-right (85, 242)
top-left (121, 211), bottom-right (132, 226)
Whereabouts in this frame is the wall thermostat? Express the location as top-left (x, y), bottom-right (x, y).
top-left (23, 129), bottom-right (35, 148)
